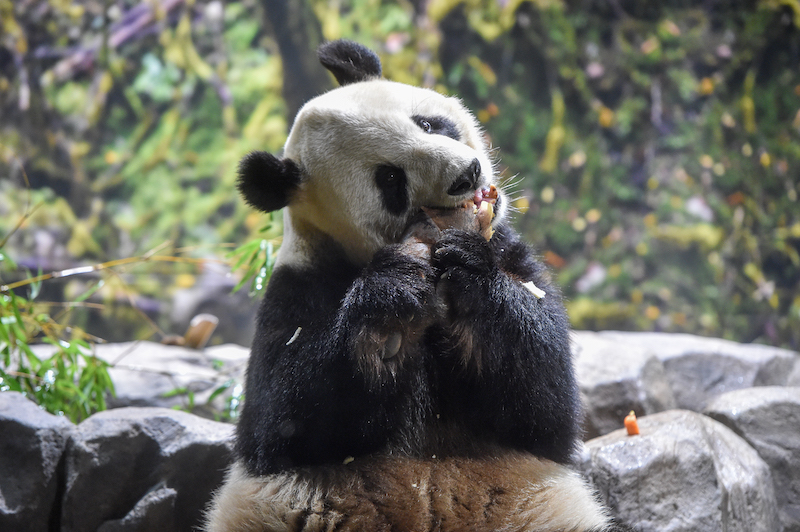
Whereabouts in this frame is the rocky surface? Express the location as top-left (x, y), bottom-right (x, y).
top-left (595, 331), bottom-right (800, 411)
top-left (0, 392), bottom-right (73, 532)
top-left (573, 331), bottom-right (677, 439)
top-left (2, 331), bottom-right (800, 531)
top-left (61, 406), bottom-right (234, 531)
top-left (0, 394), bottom-right (233, 532)
top-left (705, 387), bottom-right (800, 532)
top-left (583, 409), bottom-right (780, 532)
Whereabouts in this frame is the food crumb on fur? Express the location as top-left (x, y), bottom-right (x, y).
top-left (523, 281), bottom-right (546, 299)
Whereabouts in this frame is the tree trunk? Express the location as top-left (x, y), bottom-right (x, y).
top-left (260, 0), bottom-right (333, 122)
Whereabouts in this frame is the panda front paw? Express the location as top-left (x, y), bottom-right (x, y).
top-left (352, 326), bottom-right (425, 385)
top-left (343, 244), bottom-right (442, 384)
top-left (368, 244), bottom-right (438, 317)
top-left (432, 229), bottom-right (497, 317)
top-left (432, 229), bottom-right (495, 274)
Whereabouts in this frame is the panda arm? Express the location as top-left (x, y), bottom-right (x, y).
top-left (236, 264), bottom-right (384, 475)
top-left (431, 225), bottom-right (582, 464)
top-left (236, 247), bottom-right (437, 475)
top-left (336, 243), bottom-right (442, 384)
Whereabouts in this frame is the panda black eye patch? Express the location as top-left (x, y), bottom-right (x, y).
top-left (375, 165), bottom-right (409, 215)
top-left (412, 115), bottom-right (460, 141)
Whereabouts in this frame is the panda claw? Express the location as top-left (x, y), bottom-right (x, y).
top-left (384, 332), bottom-right (402, 359)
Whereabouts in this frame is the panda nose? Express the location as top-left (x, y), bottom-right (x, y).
top-left (447, 159), bottom-right (481, 196)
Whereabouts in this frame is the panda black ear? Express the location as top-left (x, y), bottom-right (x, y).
top-left (318, 40), bottom-right (382, 86)
top-left (237, 151), bottom-right (303, 213)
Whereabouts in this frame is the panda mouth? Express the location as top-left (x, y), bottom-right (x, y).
top-left (473, 185), bottom-right (499, 209)
top-left (414, 185), bottom-right (499, 240)
top-left (424, 185), bottom-right (499, 212)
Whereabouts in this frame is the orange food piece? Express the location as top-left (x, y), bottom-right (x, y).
top-left (624, 411), bottom-right (640, 436)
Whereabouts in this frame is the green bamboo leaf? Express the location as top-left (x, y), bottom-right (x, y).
top-left (0, 250), bottom-right (19, 270)
top-left (73, 280), bottom-right (105, 303)
top-left (207, 379), bottom-right (234, 403)
top-left (161, 387), bottom-right (189, 399)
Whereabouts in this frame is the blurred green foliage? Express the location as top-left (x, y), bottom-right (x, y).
top-left (427, 0), bottom-right (800, 347)
top-left (1, 0), bottom-right (799, 350)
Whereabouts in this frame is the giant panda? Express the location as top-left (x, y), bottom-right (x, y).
top-left (206, 40), bottom-right (614, 532)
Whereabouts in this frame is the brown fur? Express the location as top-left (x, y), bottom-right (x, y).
top-left (205, 453), bottom-right (609, 532)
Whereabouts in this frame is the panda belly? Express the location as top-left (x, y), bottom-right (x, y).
top-left (206, 452), bottom-right (610, 532)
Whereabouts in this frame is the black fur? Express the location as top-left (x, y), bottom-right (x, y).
top-left (374, 165), bottom-right (409, 215)
top-left (431, 226), bottom-right (580, 463)
top-left (236, 239), bottom-right (437, 474)
top-left (235, 223), bottom-right (581, 475)
top-left (412, 115), bottom-right (461, 141)
top-left (237, 151), bottom-right (303, 213)
top-left (318, 40), bottom-right (382, 86)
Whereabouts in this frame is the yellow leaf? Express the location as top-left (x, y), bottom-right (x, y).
top-left (743, 262), bottom-right (762, 283)
top-left (67, 221), bottom-right (102, 257)
top-left (513, 196), bottom-right (530, 214)
top-left (598, 106), bottom-right (614, 128)
top-left (699, 77), bottom-right (714, 96)
top-left (649, 224), bottom-right (723, 251)
top-left (539, 91), bottom-right (566, 173)
top-left (175, 274), bottom-right (196, 289)
top-left (467, 56), bottom-right (497, 86)
top-left (428, 0), bottom-right (464, 22)
top-left (585, 208), bottom-right (601, 223)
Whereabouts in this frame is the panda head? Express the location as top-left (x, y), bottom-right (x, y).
top-left (238, 40), bottom-right (506, 266)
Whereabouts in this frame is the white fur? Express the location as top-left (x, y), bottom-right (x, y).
top-left (206, 453), bottom-right (610, 532)
top-left (276, 80), bottom-right (503, 268)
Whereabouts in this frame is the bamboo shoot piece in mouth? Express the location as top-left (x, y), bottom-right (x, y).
top-left (421, 185), bottom-right (498, 241)
top-left (401, 184), bottom-right (546, 299)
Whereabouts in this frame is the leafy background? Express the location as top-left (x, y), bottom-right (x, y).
top-left (2, 0), bottom-right (799, 363)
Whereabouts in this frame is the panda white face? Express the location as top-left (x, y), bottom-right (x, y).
top-left (279, 79), bottom-right (505, 266)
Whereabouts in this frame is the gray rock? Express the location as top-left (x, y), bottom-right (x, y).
top-left (0, 392), bottom-right (72, 532)
top-left (573, 331), bottom-right (677, 439)
top-left (789, 363), bottom-right (800, 387)
top-left (98, 342), bottom-right (248, 413)
top-left (61, 406), bottom-right (234, 532)
top-left (584, 409), bottom-right (779, 532)
top-left (97, 486), bottom-right (178, 532)
top-left (598, 331), bottom-right (800, 411)
top-left (705, 387), bottom-right (800, 532)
